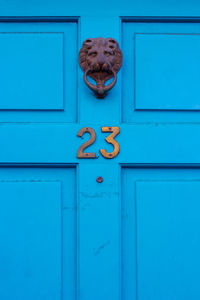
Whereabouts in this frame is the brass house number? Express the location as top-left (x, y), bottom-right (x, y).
top-left (77, 127), bottom-right (120, 159)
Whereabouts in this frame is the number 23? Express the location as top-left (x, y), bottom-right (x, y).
top-left (77, 127), bottom-right (120, 159)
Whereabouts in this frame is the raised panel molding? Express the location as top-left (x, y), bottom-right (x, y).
top-left (0, 19), bottom-right (78, 122)
top-left (135, 33), bottom-right (200, 110)
top-left (0, 167), bottom-right (76, 300)
top-left (122, 20), bottom-right (200, 122)
top-left (0, 33), bottom-right (63, 110)
top-left (136, 180), bottom-right (200, 300)
top-left (122, 168), bottom-right (200, 300)
top-left (0, 181), bottom-right (62, 299)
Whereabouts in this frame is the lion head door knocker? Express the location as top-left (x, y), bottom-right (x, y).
top-left (79, 37), bottom-right (122, 98)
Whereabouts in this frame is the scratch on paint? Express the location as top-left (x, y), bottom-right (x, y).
top-left (93, 240), bottom-right (111, 256)
top-left (80, 192), bottom-right (119, 198)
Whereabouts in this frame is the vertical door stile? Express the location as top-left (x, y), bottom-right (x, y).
top-left (77, 16), bottom-right (122, 300)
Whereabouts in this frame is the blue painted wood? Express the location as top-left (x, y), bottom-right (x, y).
top-left (0, 32), bottom-right (63, 109)
top-left (137, 181), bottom-right (200, 299)
top-left (0, 181), bottom-right (61, 299)
top-left (1, 123), bottom-right (200, 164)
top-left (122, 21), bottom-right (200, 122)
top-left (1, 1), bottom-right (200, 300)
top-left (135, 34), bottom-right (200, 110)
top-left (122, 168), bottom-right (200, 300)
top-left (78, 164), bottom-right (121, 300)
top-left (0, 21), bottom-right (77, 122)
top-left (0, 0), bottom-right (200, 17)
top-left (0, 167), bottom-right (76, 300)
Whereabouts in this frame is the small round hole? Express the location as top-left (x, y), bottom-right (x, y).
top-left (96, 176), bottom-right (103, 183)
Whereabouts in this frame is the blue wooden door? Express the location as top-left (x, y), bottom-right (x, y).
top-left (1, 1), bottom-right (200, 300)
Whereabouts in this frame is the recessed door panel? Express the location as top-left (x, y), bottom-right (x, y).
top-left (122, 21), bottom-right (200, 122)
top-left (122, 168), bottom-right (200, 300)
top-left (0, 167), bottom-right (76, 300)
top-left (0, 21), bottom-right (78, 122)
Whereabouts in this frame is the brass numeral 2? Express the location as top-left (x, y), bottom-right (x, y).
top-left (77, 127), bottom-right (96, 158)
top-left (77, 127), bottom-right (120, 159)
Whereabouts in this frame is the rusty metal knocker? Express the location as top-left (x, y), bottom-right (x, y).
top-left (84, 68), bottom-right (117, 97)
top-left (79, 37), bottom-right (122, 98)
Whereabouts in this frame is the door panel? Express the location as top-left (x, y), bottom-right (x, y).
top-left (122, 168), bottom-right (200, 300)
top-left (122, 21), bottom-right (200, 122)
top-left (0, 20), bottom-right (77, 122)
top-left (0, 167), bottom-right (76, 300)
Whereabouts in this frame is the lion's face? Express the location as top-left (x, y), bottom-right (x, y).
top-left (79, 37), bottom-right (122, 82)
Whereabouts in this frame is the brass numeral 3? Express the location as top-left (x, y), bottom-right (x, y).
top-left (100, 127), bottom-right (120, 159)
